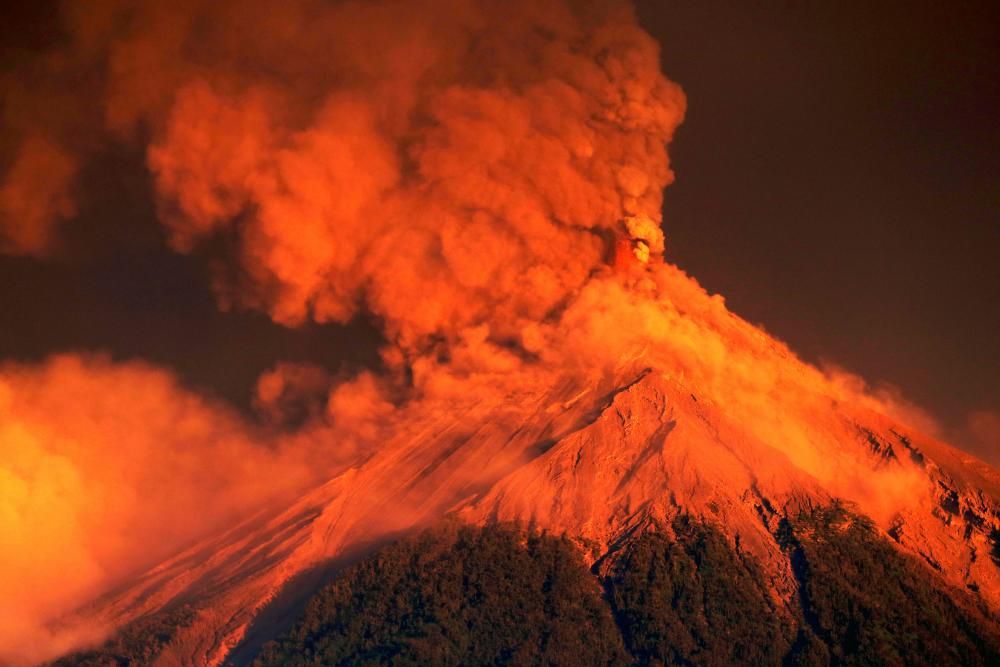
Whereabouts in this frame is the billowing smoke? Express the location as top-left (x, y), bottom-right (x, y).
top-left (1, 0), bottom-right (684, 353)
top-left (0, 136), bottom-right (78, 255)
top-left (0, 355), bottom-right (313, 659)
top-left (0, 0), bottom-right (957, 663)
top-left (956, 410), bottom-right (1000, 466)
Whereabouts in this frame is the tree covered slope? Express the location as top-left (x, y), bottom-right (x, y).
top-left (245, 514), bottom-right (999, 667)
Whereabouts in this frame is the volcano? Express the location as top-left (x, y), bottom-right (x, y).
top-left (48, 264), bottom-right (1000, 665)
top-left (1, 0), bottom-right (998, 665)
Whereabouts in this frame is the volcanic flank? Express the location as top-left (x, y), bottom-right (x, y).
top-left (0, 0), bottom-right (998, 665)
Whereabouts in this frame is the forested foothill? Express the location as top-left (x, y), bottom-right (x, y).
top-left (56, 509), bottom-right (1000, 666)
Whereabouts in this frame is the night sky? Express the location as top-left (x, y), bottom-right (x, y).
top-left (642, 0), bottom-right (999, 456)
top-left (1, 1), bottom-right (997, 456)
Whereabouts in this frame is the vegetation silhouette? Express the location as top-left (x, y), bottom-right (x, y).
top-left (55, 509), bottom-right (1000, 666)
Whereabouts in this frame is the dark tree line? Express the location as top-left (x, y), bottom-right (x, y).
top-left (51, 606), bottom-right (196, 667)
top-left (255, 522), bottom-right (628, 666)
top-left (56, 508), bottom-right (1000, 666)
top-left (778, 504), bottom-right (1000, 666)
top-left (258, 514), bottom-right (1000, 667)
top-left (604, 516), bottom-right (795, 665)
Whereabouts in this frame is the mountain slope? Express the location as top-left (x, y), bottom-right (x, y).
top-left (52, 365), bottom-right (1000, 665)
top-left (61, 517), bottom-right (1000, 666)
top-left (47, 268), bottom-right (1000, 665)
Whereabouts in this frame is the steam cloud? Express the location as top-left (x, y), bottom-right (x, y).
top-left (0, 0), bottom-right (962, 663)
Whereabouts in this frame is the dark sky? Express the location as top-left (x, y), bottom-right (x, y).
top-left (637, 1), bottom-right (999, 448)
top-left (0, 2), bottom-right (997, 452)
top-left (0, 143), bottom-right (385, 406)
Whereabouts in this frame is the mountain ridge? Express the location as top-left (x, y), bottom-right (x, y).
top-left (52, 358), bottom-right (1000, 665)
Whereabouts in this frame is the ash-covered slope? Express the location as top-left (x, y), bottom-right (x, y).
top-left (54, 341), bottom-right (1000, 665)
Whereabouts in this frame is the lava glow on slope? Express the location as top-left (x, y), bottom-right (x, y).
top-left (0, 0), bottom-right (983, 663)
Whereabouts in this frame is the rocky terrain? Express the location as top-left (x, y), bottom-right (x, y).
top-left (53, 356), bottom-right (1000, 665)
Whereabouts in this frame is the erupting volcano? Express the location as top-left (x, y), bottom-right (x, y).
top-left (0, 1), bottom-right (997, 665)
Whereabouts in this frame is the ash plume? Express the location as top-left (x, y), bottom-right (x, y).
top-left (1, 0), bottom-right (684, 352)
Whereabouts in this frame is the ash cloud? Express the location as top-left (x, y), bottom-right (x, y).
top-left (0, 355), bottom-right (316, 662)
top-left (1, 0), bottom-right (685, 354)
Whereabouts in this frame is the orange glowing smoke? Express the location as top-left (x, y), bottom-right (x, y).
top-left (0, 0), bottom-right (974, 663)
top-left (0, 355), bottom-right (316, 660)
top-left (0, 136), bottom-right (77, 256)
top-left (0, 0), bottom-right (685, 352)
